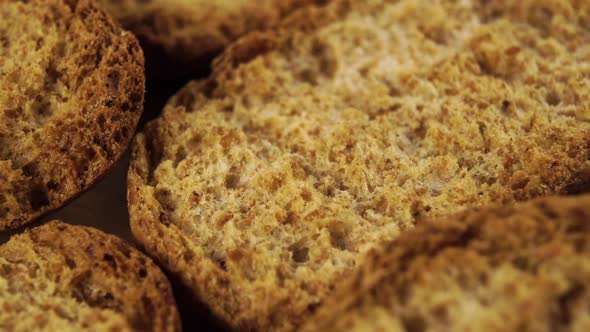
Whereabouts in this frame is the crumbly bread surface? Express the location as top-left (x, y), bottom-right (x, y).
top-left (0, 220), bottom-right (181, 332)
top-left (128, 0), bottom-right (590, 330)
top-left (0, 0), bottom-right (145, 230)
top-left (301, 194), bottom-right (590, 332)
top-left (100, 0), bottom-right (325, 77)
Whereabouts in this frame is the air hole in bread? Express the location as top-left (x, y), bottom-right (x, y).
top-left (158, 213), bottom-right (170, 227)
top-left (0, 263), bottom-right (12, 277)
top-left (22, 162), bottom-right (39, 177)
top-left (225, 171), bottom-right (240, 189)
top-left (214, 257), bottom-right (227, 272)
top-left (147, 137), bottom-right (163, 176)
top-left (172, 90), bottom-right (196, 111)
top-left (297, 69), bottom-right (318, 85)
top-left (219, 23), bottom-right (234, 40)
top-left (113, 129), bottom-right (123, 143)
top-left (46, 65), bottom-right (61, 83)
top-left (432, 304), bottom-right (449, 323)
top-left (401, 315), bottom-right (427, 332)
top-left (187, 134), bottom-right (202, 151)
top-left (46, 179), bottom-right (59, 191)
top-left (27, 266), bottom-right (38, 279)
top-left (120, 126), bottom-right (129, 142)
top-left (29, 186), bottom-right (49, 211)
top-left (154, 188), bottom-right (176, 212)
top-left (141, 295), bottom-right (157, 326)
top-left (138, 268), bottom-right (147, 279)
top-left (183, 250), bottom-right (195, 262)
top-left (120, 101), bottom-right (132, 113)
top-left (411, 201), bottom-right (427, 219)
top-left (301, 188), bottom-right (312, 201)
top-left (269, 176), bottom-right (284, 192)
top-left (305, 302), bottom-right (321, 317)
top-left (97, 114), bottom-right (106, 127)
top-left (33, 100), bottom-right (51, 117)
top-left (34, 38), bottom-right (44, 51)
top-left (311, 38), bottom-right (338, 78)
top-left (189, 191), bottom-right (201, 206)
top-left (103, 254), bottom-right (117, 270)
top-left (512, 256), bottom-right (528, 270)
top-left (0, 34), bottom-right (8, 49)
top-left (65, 257), bottom-right (77, 269)
top-left (291, 247), bottom-right (309, 263)
top-left (536, 201), bottom-right (559, 219)
top-left (546, 90), bottom-right (561, 106)
top-left (3, 108), bottom-right (18, 119)
top-left (173, 147), bottom-right (186, 167)
top-left (103, 292), bottom-right (114, 304)
top-left (216, 212), bottom-right (233, 227)
top-left (221, 104), bottom-right (234, 113)
top-left (283, 212), bottom-right (296, 225)
top-left (93, 135), bottom-right (110, 157)
top-left (106, 70), bottom-right (120, 94)
top-left (328, 225), bottom-right (349, 251)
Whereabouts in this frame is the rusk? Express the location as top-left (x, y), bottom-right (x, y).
top-left (0, 0), bottom-right (145, 230)
top-left (128, 0), bottom-right (590, 330)
top-left (0, 220), bottom-right (180, 332)
top-left (302, 194), bottom-right (590, 332)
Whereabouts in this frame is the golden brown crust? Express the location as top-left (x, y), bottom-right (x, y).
top-left (100, 0), bottom-right (327, 79)
top-left (128, 133), bottom-right (246, 329)
top-left (0, 0), bottom-right (145, 230)
top-left (129, 0), bottom-right (590, 330)
top-left (301, 194), bottom-right (590, 332)
top-left (0, 220), bottom-right (181, 332)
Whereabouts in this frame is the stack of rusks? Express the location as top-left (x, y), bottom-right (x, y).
top-left (1, 0), bottom-right (590, 331)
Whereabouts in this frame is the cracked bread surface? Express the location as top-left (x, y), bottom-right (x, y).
top-left (128, 0), bottom-right (590, 330)
top-left (100, 0), bottom-right (326, 78)
top-left (0, 0), bottom-right (145, 230)
top-left (0, 220), bottom-right (181, 332)
top-left (300, 194), bottom-right (590, 332)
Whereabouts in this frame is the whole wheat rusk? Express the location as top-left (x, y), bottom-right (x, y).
top-left (128, 0), bottom-right (590, 330)
top-left (100, 0), bottom-right (327, 79)
top-left (0, 220), bottom-right (181, 332)
top-left (0, 0), bottom-right (145, 230)
top-left (300, 194), bottom-right (590, 332)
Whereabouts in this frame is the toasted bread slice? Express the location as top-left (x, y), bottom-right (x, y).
top-left (100, 0), bottom-right (326, 79)
top-left (128, 0), bottom-right (590, 330)
top-left (301, 194), bottom-right (590, 332)
top-left (0, 220), bottom-right (180, 331)
top-left (0, 0), bottom-right (145, 230)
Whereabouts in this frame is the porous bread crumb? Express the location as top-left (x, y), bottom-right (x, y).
top-left (128, 0), bottom-right (590, 330)
top-left (0, 0), bottom-right (145, 230)
top-left (100, 0), bottom-right (327, 78)
top-left (0, 220), bottom-right (181, 332)
top-left (0, 264), bottom-right (131, 332)
top-left (301, 194), bottom-right (590, 332)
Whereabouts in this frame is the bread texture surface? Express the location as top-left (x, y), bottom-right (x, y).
top-left (0, 220), bottom-right (181, 332)
top-left (128, 0), bottom-right (590, 330)
top-left (100, 0), bottom-right (325, 77)
top-left (0, 0), bottom-right (145, 230)
top-left (301, 194), bottom-right (590, 332)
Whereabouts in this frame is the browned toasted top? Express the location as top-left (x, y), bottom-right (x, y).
top-left (0, 0), bottom-right (145, 230)
top-left (301, 194), bottom-right (590, 332)
top-left (129, 0), bottom-right (590, 330)
top-left (0, 220), bottom-right (181, 332)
